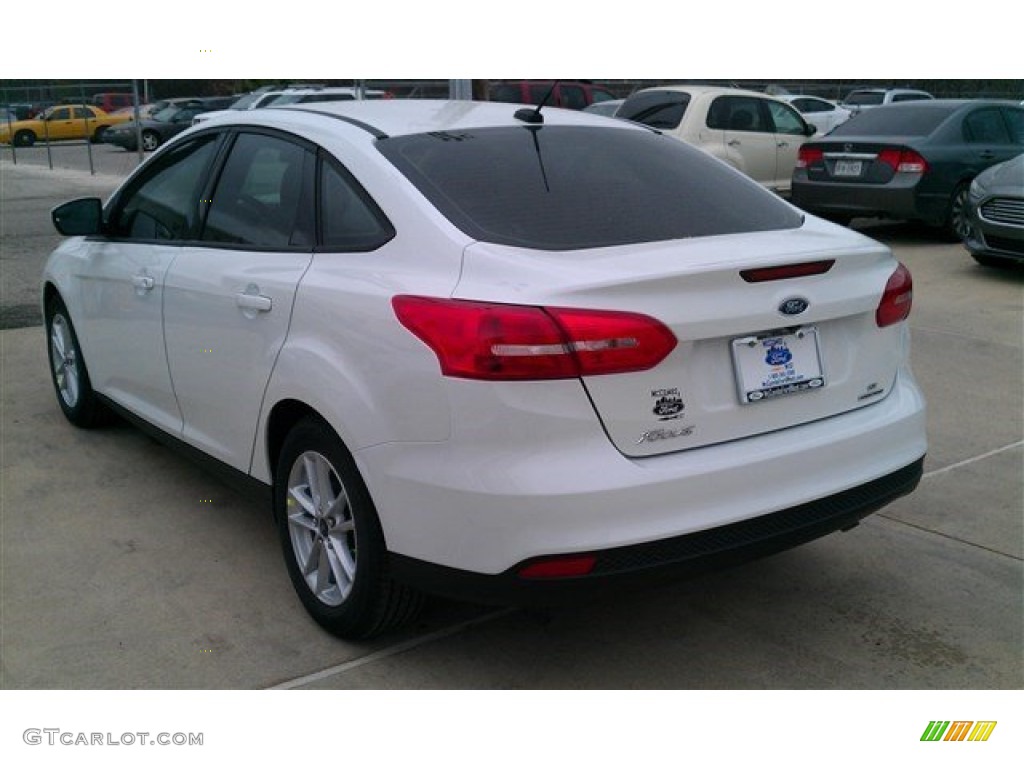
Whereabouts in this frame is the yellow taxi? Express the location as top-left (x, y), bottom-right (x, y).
top-left (0, 104), bottom-right (132, 146)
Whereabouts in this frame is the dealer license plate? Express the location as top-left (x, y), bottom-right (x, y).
top-left (833, 160), bottom-right (863, 177)
top-left (731, 327), bottom-right (825, 405)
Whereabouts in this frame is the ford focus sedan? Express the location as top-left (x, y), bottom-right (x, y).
top-left (43, 101), bottom-right (927, 639)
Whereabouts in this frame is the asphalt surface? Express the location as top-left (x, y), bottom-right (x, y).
top-left (1, 146), bottom-right (1021, 690)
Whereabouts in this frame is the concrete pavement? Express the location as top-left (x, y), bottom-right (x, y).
top-left (0, 158), bottom-right (1021, 690)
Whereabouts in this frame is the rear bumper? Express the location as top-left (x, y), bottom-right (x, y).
top-left (390, 456), bottom-right (924, 606)
top-left (792, 173), bottom-right (946, 224)
top-left (364, 364), bottom-right (926, 582)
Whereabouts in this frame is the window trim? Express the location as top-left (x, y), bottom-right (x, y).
top-left (103, 132), bottom-right (228, 245)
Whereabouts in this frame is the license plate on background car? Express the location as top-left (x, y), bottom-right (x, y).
top-left (731, 327), bottom-right (825, 404)
top-left (833, 160), bottom-right (863, 177)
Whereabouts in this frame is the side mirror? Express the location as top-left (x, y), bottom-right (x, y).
top-left (805, 123), bottom-right (818, 136)
top-left (52, 198), bottom-right (104, 236)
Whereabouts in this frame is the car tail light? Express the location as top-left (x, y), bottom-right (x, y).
top-left (518, 554), bottom-right (597, 579)
top-left (875, 263), bottom-right (913, 327)
top-left (740, 260), bottom-right (835, 283)
top-left (797, 146), bottom-right (824, 168)
top-left (877, 148), bottom-right (929, 174)
top-left (392, 296), bottom-right (677, 381)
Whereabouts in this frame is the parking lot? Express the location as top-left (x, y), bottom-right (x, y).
top-left (1, 143), bottom-right (1021, 691)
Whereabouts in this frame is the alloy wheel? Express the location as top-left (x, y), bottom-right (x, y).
top-left (285, 450), bottom-right (358, 607)
top-left (49, 313), bottom-right (81, 408)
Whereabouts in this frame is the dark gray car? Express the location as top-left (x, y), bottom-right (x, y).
top-left (791, 100), bottom-right (1024, 239)
top-left (103, 102), bottom-right (216, 151)
top-left (962, 153), bottom-right (1024, 267)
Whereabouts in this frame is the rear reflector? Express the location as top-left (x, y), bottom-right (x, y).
top-left (392, 296), bottom-right (677, 381)
top-left (876, 263), bottom-right (913, 327)
top-left (740, 260), bottom-right (835, 283)
top-left (518, 555), bottom-right (597, 579)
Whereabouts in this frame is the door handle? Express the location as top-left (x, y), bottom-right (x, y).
top-left (132, 275), bottom-right (155, 291)
top-left (236, 292), bottom-right (272, 313)
top-left (777, 141), bottom-right (789, 148)
top-left (727, 139), bottom-right (741, 147)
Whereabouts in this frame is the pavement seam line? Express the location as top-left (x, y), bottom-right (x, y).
top-left (921, 440), bottom-right (1023, 480)
top-left (270, 440), bottom-right (1024, 688)
top-left (266, 607), bottom-right (516, 690)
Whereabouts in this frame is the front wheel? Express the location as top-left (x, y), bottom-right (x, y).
top-left (141, 130), bottom-right (160, 152)
top-left (45, 296), bottom-right (107, 427)
top-left (945, 182), bottom-right (972, 242)
top-left (275, 417), bottom-right (423, 639)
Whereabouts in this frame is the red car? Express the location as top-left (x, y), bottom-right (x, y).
top-left (489, 80), bottom-right (618, 110)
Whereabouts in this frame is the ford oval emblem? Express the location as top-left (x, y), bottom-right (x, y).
top-left (779, 297), bottom-right (810, 316)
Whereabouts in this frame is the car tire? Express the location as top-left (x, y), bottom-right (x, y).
top-left (141, 130), bottom-right (160, 152)
top-left (91, 126), bottom-right (107, 144)
top-left (13, 129), bottom-right (36, 147)
top-left (45, 296), bottom-right (108, 428)
top-left (822, 213), bottom-right (854, 227)
top-left (274, 416), bottom-right (424, 639)
top-left (944, 182), bottom-right (972, 242)
top-left (971, 254), bottom-right (1014, 269)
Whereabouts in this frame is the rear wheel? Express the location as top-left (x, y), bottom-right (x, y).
top-left (91, 126), bottom-right (107, 143)
top-left (45, 296), bottom-right (107, 427)
top-left (275, 417), bottom-right (423, 639)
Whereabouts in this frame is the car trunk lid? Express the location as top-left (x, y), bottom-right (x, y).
top-left (454, 220), bottom-right (907, 458)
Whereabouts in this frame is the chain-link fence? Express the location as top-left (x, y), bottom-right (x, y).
top-left (4, 79), bottom-right (1022, 176)
top-left (1, 81), bottom-right (148, 174)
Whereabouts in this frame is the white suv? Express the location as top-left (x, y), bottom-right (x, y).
top-left (44, 101), bottom-right (926, 638)
top-left (617, 85), bottom-right (816, 194)
top-left (840, 88), bottom-right (934, 115)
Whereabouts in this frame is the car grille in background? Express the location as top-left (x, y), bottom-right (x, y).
top-left (980, 197), bottom-right (1024, 227)
top-left (984, 236), bottom-right (1024, 255)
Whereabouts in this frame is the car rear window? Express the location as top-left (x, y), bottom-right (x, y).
top-left (616, 90), bottom-right (692, 130)
top-left (376, 125), bottom-right (802, 250)
top-left (829, 104), bottom-right (960, 137)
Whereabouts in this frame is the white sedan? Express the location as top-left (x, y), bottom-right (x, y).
top-left (779, 95), bottom-right (853, 135)
top-left (43, 100), bottom-right (927, 638)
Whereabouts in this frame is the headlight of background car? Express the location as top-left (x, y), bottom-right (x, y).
top-left (968, 176), bottom-right (988, 203)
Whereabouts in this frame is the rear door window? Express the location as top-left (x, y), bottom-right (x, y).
top-left (1000, 107), bottom-right (1024, 144)
top-left (963, 108), bottom-right (1011, 144)
top-left (707, 96), bottom-right (770, 133)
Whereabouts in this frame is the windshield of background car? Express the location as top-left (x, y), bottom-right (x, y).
top-left (376, 126), bottom-right (802, 250)
top-left (829, 104), bottom-right (960, 137)
top-left (616, 91), bottom-right (692, 129)
top-left (152, 106), bottom-right (181, 123)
